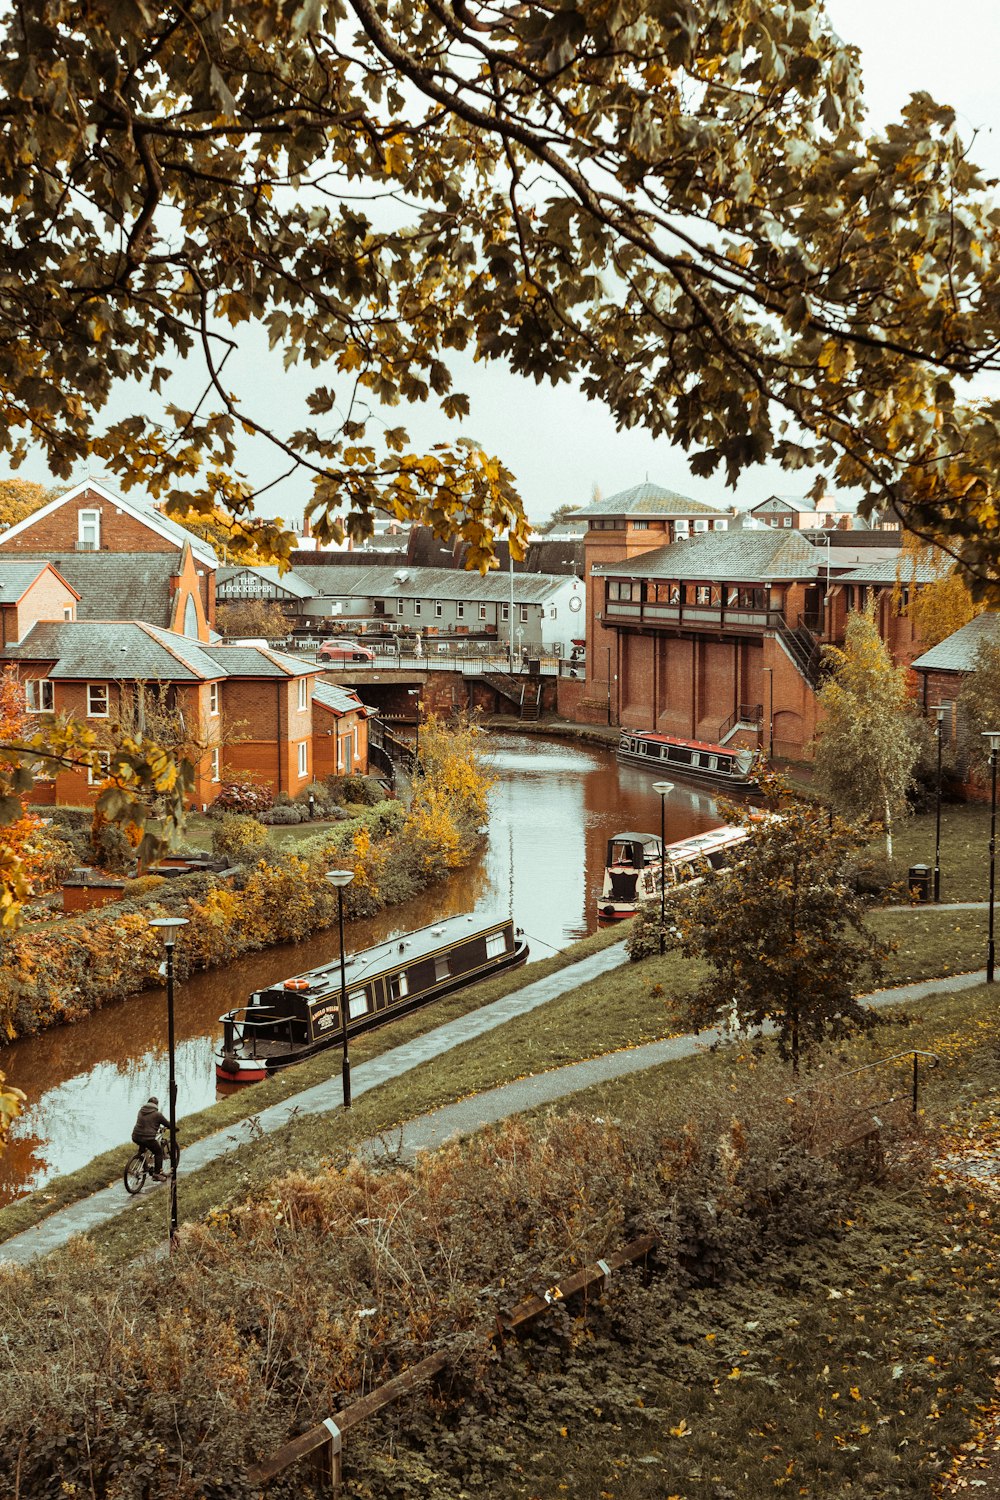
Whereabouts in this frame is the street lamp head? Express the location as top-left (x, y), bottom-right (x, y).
top-left (326, 869), bottom-right (355, 889)
top-left (149, 916), bottom-right (189, 944)
top-left (652, 781), bottom-right (674, 797)
top-left (984, 731), bottom-right (1000, 754)
top-left (930, 703), bottom-right (948, 726)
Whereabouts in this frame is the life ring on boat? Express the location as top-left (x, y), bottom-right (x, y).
top-left (283, 978), bottom-right (309, 991)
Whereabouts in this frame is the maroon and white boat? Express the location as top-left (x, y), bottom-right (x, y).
top-left (617, 729), bottom-right (759, 791)
top-left (597, 824), bottom-right (749, 923)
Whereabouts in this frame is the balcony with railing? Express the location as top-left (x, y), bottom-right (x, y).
top-left (602, 595), bottom-right (786, 634)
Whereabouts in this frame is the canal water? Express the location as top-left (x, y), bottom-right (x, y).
top-left (0, 732), bottom-right (723, 1205)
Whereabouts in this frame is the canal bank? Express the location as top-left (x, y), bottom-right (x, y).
top-left (0, 733), bottom-right (723, 1204)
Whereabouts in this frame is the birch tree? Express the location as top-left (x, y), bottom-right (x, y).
top-left (814, 607), bottom-right (920, 859)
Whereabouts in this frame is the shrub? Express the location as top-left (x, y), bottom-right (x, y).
top-left (259, 805), bottom-right (307, 825)
top-left (87, 819), bottom-right (134, 875)
top-left (211, 813), bottom-right (269, 867)
top-left (211, 777), bottom-right (274, 815)
top-left (331, 773), bottom-right (386, 807)
top-left (122, 874), bottom-right (168, 898)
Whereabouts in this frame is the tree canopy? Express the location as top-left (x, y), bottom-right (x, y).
top-left (4, 3), bottom-right (1000, 581)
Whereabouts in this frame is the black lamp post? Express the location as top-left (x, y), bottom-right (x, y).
top-left (652, 780), bottom-right (674, 955)
top-left (607, 646), bottom-right (613, 727)
top-left (407, 688), bottom-right (421, 770)
top-left (326, 870), bottom-right (355, 1104)
top-left (930, 704), bottom-right (947, 903)
top-left (762, 667), bottom-right (773, 757)
top-left (986, 732), bottom-right (1000, 985)
top-left (149, 915), bottom-right (188, 1245)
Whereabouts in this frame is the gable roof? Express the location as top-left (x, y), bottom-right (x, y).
top-left (911, 613), bottom-right (1000, 674)
top-left (313, 682), bottom-right (372, 716)
top-left (750, 494), bottom-right (818, 514)
top-left (0, 478), bottom-right (218, 567)
top-left (575, 482), bottom-right (726, 520)
top-left (836, 554), bottom-right (952, 587)
top-left (0, 559), bottom-right (80, 606)
top-left (289, 561), bottom-right (579, 605)
top-left (593, 527), bottom-right (821, 583)
top-left (5, 620), bottom-right (225, 680)
top-left (217, 565), bottom-right (314, 601)
top-left (6, 552), bottom-right (180, 626)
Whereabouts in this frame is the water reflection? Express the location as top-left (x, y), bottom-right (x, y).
top-left (0, 732), bottom-right (722, 1203)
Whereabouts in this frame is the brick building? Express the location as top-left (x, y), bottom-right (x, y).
top-left (312, 682), bottom-right (372, 779)
top-left (912, 613), bottom-right (1000, 775)
top-left (5, 621), bottom-right (318, 808)
top-left (0, 478), bottom-right (217, 628)
top-left (0, 560), bottom-right (79, 646)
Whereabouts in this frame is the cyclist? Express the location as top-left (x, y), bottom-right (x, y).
top-left (131, 1096), bottom-right (171, 1181)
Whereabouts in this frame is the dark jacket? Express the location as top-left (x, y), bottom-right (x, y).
top-left (133, 1103), bottom-right (170, 1142)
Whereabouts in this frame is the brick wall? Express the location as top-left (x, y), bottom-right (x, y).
top-left (0, 486), bottom-right (178, 555)
top-left (220, 675), bottom-right (314, 794)
top-left (12, 569), bottom-right (78, 642)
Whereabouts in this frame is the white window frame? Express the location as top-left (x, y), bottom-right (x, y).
top-left (519, 604), bottom-right (529, 623)
top-left (412, 600), bottom-right (422, 617)
top-left (434, 601), bottom-right (443, 618)
top-left (209, 681), bottom-right (220, 716)
top-left (25, 679), bottom-right (54, 713)
top-left (297, 677), bottom-right (308, 712)
top-left (396, 598), bottom-right (405, 615)
top-left (87, 682), bottom-right (109, 718)
top-left (210, 747), bottom-right (221, 782)
top-left (88, 750), bottom-right (112, 785)
top-left (63, 605), bottom-right (75, 621)
top-left (78, 509), bottom-right (101, 549)
top-left (478, 603), bottom-right (487, 621)
top-left (297, 740), bottom-right (308, 778)
top-left (486, 930), bottom-right (507, 959)
top-left (501, 603), bottom-right (510, 622)
top-left (456, 602), bottom-right (465, 619)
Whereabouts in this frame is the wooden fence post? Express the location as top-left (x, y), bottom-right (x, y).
top-left (312, 1418), bottom-right (342, 1494)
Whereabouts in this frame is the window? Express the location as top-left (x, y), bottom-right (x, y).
top-left (548, 607), bottom-right (557, 618)
top-left (87, 683), bottom-right (109, 718)
top-left (211, 747), bottom-right (221, 782)
top-left (63, 605), bottom-right (75, 621)
top-left (348, 987), bottom-right (370, 1019)
top-left (338, 732), bottom-right (353, 773)
top-left (519, 604), bottom-right (529, 623)
top-left (298, 740), bottom-right (308, 777)
top-left (183, 594), bottom-right (199, 638)
top-left (478, 603), bottom-right (487, 621)
top-left (782, 515), bottom-right (792, 526)
top-left (695, 586), bottom-right (711, 605)
top-left (434, 955), bottom-right (451, 981)
top-left (396, 599), bottom-right (405, 615)
top-left (78, 509), bottom-right (100, 550)
top-left (209, 681), bottom-right (220, 716)
top-left (413, 600), bottom-right (422, 617)
top-left (631, 520), bottom-right (649, 531)
top-left (501, 603), bottom-right (510, 622)
top-left (387, 971), bottom-right (409, 1003)
top-left (434, 601), bottom-right (443, 618)
top-left (486, 930), bottom-right (508, 959)
top-left (456, 602), bottom-right (465, 619)
top-left (88, 751), bottom-right (112, 784)
top-left (297, 677), bottom-right (308, 712)
top-left (25, 679), bottom-right (53, 713)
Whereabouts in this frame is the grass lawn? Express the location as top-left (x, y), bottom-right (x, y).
top-left (873, 799), bottom-right (990, 903)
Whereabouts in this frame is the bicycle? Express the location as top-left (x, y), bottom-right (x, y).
top-left (123, 1129), bottom-right (175, 1195)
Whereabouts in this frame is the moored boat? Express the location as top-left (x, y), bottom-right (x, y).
top-left (216, 912), bottom-right (528, 1084)
top-left (597, 824), bottom-right (748, 923)
top-left (617, 729), bottom-right (758, 790)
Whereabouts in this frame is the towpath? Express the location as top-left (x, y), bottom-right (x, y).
top-left (0, 957), bottom-right (987, 1268)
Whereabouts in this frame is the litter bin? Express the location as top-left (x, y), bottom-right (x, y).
top-left (907, 864), bottom-right (931, 902)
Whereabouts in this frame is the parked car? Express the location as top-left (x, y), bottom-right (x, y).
top-left (317, 638), bottom-right (376, 663)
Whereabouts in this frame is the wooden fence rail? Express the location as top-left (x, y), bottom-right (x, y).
top-left (247, 1234), bottom-right (658, 1494)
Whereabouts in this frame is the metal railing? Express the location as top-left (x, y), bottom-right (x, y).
top-left (717, 703), bottom-right (763, 742)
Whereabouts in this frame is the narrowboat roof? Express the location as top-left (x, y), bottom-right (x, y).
top-left (260, 910), bottom-right (512, 1001)
top-left (609, 831), bottom-right (662, 847)
top-left (621, 729), bottom-right (735, 757)
top-left (663, 825), bottom-right (746, 860)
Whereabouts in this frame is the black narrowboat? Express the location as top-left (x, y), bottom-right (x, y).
top-left (617, 729), bottom-right (759, 791)
top-left (216, 912), bottom-right (528, 1084)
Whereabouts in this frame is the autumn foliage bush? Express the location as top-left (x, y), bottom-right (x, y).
top-left (0, 1086), bottom-right (879, 1498)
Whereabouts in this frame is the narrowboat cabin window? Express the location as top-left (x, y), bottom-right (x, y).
top-left (486, 931), bottom-right (507, 959)
top-left (434, 956), bottom-right (451, 981)
top-left (388, 972), bottom-right (409, 1003)
top-left (348, 987), bottom-right (370, 1019)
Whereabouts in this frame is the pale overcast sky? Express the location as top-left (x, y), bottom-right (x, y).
top-left (32, 2), bottom-right (1000, 525)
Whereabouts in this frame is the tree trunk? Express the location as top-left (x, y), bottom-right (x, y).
top-left (790, 1004), bottom-right (800, 1076)
top-left (884, 796), bottom-right (893, 862)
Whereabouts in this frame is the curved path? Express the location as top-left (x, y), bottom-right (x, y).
top-left (0, 957), bottom-right (988, 1269)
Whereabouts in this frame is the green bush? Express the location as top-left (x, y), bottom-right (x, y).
top-left (87, 820), bottom-right (134, 875)
top-left (122, 874), bottom-right (168, 898)
top-left (210, 813), bottom-right (269, 867)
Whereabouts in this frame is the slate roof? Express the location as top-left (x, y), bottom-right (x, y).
top-left (593, 528), bottom-right (821, 582)
top-left (289, 562), bottom-right (576, 605)
top-left (0, 560), bottom-right (78, 604)
top-left (911, 613), bottom-right (1000, 674)
top-left (313, 682), bottom-right (372, 716)
top-left (836, 554), bottom-right (952, 587)
top-left (202, 643), bottom-right (315, 678)
top-left (750, 494), bottom-right (818, 513)
top-left (6, 621), bottom-right (225, 680)
top-left (575, 482), bottom-right (726, 520)
top-left (8, 552), bottom-right (180, 625)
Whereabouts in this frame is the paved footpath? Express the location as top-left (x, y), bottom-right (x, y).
top-left (0, 957), bottom-right (987, 1268)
